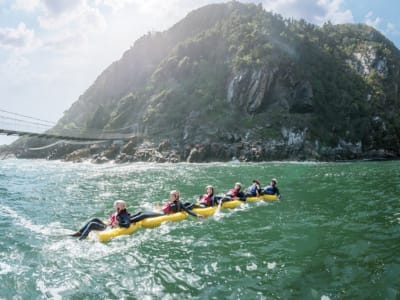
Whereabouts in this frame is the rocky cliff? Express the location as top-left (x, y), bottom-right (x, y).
top-left (8, 2), bottom-right (400, 162)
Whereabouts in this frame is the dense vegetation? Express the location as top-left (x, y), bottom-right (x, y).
top-left (12, 2), bottom-right (400, 160)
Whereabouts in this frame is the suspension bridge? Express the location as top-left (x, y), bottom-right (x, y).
top-left (0, 109), bottom-right (138, 143)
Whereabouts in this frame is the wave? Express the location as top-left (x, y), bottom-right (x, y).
top-left (0, 205), bottom-right (69, 236)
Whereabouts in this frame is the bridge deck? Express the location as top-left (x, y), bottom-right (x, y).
top-left (0, 128), bottom-right (134, 141)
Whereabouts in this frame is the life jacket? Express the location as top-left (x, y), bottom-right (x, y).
top-left (199, 193), bottom-right (213, 206)
top-left (248, 183), bottom-right (260, 195)
top-left (162, 200), bottom-right (181, 214)
top-left (264, 185), bottom-right (276, 195)
top-left (109, 213), bottom-right (117, 226)
top-left (227, 188), bottom-right (240, 198)
top-left (109, 209), bottom-right (130, 227)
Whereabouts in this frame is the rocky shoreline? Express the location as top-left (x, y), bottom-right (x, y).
top-left (2, 136), bottom-right (397, 163)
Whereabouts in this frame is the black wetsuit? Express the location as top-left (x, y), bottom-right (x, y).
top-left (130, 211), bottom-right (164, 223)
top-left (78, 209), bottom-right (130, 240)
top-left (193, 195), bottom-right (218, 208)
top-left (262, 185), bottom-right (280, 195)
top-left (130, 200), bottom-right (199, 223)
top-left (166, 200), bottom-right (199, 217)
top-left (219, 189), bottom-right (246, 202)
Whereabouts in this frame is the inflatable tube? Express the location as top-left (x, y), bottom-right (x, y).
top-left (95, 222), bottom-right (141, 242)
top-left (245, 194), bottom-right (279, 202)
top-left (140, 212), bottom-right (188, 228)
top-left (93, 194), bottom-right (279, 242)
top-left (192, 206), bottom-right (217, 216)
top-left (221, 200), bottom-right (243, 209)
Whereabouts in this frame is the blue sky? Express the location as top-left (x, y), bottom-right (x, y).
top-left (0, 0), bottom-right (399, 145)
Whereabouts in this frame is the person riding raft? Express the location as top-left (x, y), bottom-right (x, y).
top-left (71, 200), bottom-right (130, 240)
top-left (245, 180), bottom-right (261, 197)
top-left (220, 182), bottom-right (246, 202)
top-left (129, 190), bottom-right (203, 223)
top-left (193, 185), bottom-right (217, 208)
top-left (262, 178), bottom-right (280, 196)
top-left (162, 190), bottom-right (202, 216)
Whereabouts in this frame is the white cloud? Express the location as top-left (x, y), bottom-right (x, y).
top-left (12, 0), bottom-right (41, 12)
top-left (365, 11), bottom-right (381, 28)
top-left (263, 0), bottom-right (324, 21)
top-left (1, 54), bottom-right (29, 70)
top-left (0, 22), bottom-right (39, 51)
top-left (0, 54), bottom-right (31, 87)
top-left (386, 22), bottom-right (400, 35)
top-left (95, 0), bottom-right (136, 11)
top-left (317, 0), bottom-right (353, 24)
top-left (42, 0), bottom-right (84, 15)
top-left (42, 32), bottom-right (86, 51)
top-left (262, 0), bottom-right (353, 25)
top-left (38, 2), bottom-right (106, 32)
top-left (36, 1), bottom-right (107, 51)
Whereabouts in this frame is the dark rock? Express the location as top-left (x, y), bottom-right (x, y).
top-left (121, 139), bottom-right (137, 155)
top-left (102, 143), bottom-right (120, 159)
top-left (65, 148), bottom-right (91, 162)
top-left (187, 145), bottom-right (208, 162)
top-left (158, 139), bottom-right (171, 152)
top-left (89, 143), bottom-right (108, 155)
top-left (363, 149), bottom-right (397, 160)
top-left (165, 150), bottom-right (181, 163)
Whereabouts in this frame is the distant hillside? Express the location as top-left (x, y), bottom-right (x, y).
top-left (9, 1), bottom-right (400, 162)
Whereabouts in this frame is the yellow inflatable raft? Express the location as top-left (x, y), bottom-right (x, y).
top-left (245, 193), bottom-right (279, 202)
top-left (93, 195), bottom-right (279, 242)
top-left (140, 212), bottom-right (188, 228)
top-left (139, 204), bottom-right (233, 228)
top-left (192, 206), bottom-right (218, 216)
top-left (95, 222), bottom-right (141, 242)
top-left (220, 199), bottom-right (243, 208)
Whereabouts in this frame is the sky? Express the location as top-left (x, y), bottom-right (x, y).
top-left (0, 0), bottom-right (399, 145)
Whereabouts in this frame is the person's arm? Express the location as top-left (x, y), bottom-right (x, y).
top-left (180, 201), bottom-right (202, 218)
top-left (256, 184), bottom-right (261, 196)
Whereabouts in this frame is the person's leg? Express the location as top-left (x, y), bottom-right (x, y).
top-left (183, 202), bottom-right (194, 209)
top-left (79, 220), bottom-right (107, 240)
top-left (71, 218), bottom-right (104, 237)
top-left (130, 211), bottom-right (163, 223)
top-left (212, 196), bottom-right (222, 205)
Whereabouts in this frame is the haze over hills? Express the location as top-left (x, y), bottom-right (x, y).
top-left (4, 1), bottom-right (400, 162)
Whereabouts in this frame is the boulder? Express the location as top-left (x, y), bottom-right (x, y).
top-left (102, 143), bottom-right (120, 159)
top-left (65, 148), bottom-right (91, 162)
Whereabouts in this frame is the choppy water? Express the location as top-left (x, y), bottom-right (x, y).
top-left (0, 159), bottom-right (399, 299)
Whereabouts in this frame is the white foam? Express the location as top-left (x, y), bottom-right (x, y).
top-left (246, 262), bottom-right (257, 271)
top-left (0, 205), bottom-right (46, 235)
top-left (211, 262), bottom-right (218, 272)
top-left (36, 279), bottom-right (72, 300)
top-left (0, 262), bottom-right (13, 275)
top-left (267, 262), bottom-right (277, 269)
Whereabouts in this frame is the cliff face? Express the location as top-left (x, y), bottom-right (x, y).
top-left (10, 2), bottom-right (400, 162)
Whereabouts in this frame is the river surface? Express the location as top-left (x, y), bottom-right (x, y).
top-left (0, 159), bottom-right (399, 299)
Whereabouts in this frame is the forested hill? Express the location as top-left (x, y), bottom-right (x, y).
top-left (10, 1), bottom-right (400, 162)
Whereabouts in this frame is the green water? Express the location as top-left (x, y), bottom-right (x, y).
top-left (0, 159), bottom-right (399, 299)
